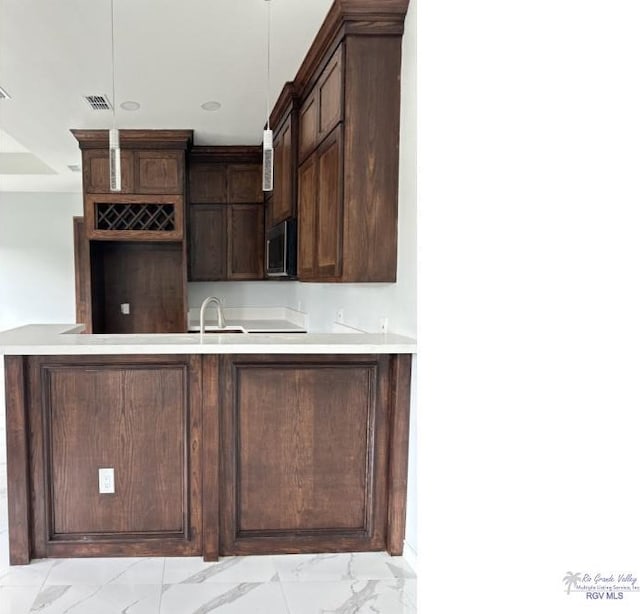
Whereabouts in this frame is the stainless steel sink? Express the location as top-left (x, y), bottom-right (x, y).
top-left (188, 326), bottom-right (248, 335)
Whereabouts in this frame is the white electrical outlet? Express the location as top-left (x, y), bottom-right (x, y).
top-left (336, 308), bottom-right (344, 323)
top-left (120, 303), bottom-right (130, 315)
top-left (380, 317), bottom-right (389, 333)
top-left (297, 301), bottom-right (303, 312)
top-left (98, 468), bottom-right (115, 494)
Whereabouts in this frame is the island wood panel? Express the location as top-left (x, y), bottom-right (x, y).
top-left (4, 356), bottom-right (31, 565)
top-left (386, 353), bottom-right (412, 555)
top-left (27, 354), bottom-right (203, 558)
top-left (201, 355), bottom-right (220, 561)
top-left (220, 354), bottom-right (390, 555)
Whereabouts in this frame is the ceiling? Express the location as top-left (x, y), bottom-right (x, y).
top-left (0, 0), bottom-right (333, 192)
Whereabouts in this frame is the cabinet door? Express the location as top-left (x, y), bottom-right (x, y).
top-left (298, 90), bottom-right (318, 163)
top-left (317, 44), bottom-right (343, 140)
top-left (297, 153), bottom-right (317, 279)
top-left (220, 354), bottom-right (390, 555)
top-left (135, 150), bottom-right (184, 194)
top-left (27, 355), bottom-right (202, 558)
top-left (82, 149), bottom-right (134, 193)
top-left (227, 164), bottom-right (262, 203)
top-left (189, 163), bottom-right (227, 203)
top-left (272, 116), bottom-right (294, 225)
top-left (315, 126), bottom-right (343, 278)
top-left (227, 204), bottom-right (264, 280)
top-left (189, 205), bottom-right (227, 281)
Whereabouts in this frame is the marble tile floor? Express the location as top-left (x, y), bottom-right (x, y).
top-left (0, 501), bottom-right (416, 614)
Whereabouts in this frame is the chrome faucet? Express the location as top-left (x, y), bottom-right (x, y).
top-left (199, 296), bottom-right (226, 341)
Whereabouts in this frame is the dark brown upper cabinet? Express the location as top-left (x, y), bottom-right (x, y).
top-left (135, 150), bottom-right (184, 194)
top-left (73, 130), bottom-right (191, 196)
top-left (297, 126), bottom-right (343, 279)
top-left (267, 82), bottom-right (298, 229)
top-left (72, 130), bottom-right (192, 241)
top-left (71, 130), bottom-right (191, 333)
top-left (188, 148), bottom-right (265, 282)
top-left (299, 45), bottom-right (343, 164)
top-left (82, 149), bottom-right (135, 194)
top-left (291, 1), bottom-right (408, 282)
top-left (228, 164), bottom-right (263, 203)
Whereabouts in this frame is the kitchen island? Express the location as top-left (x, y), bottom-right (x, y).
top-left (1, 325), bottom-right (415, 566)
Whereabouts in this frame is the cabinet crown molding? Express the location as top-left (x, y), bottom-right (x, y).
top-left (71, 129), bottom-right (194, 150)
top-left (294, 0), bottom-right (409, 93)
top-left (189, 146), bottom-right (262, 164)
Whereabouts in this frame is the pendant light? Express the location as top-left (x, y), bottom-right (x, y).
top-left (109, 0), bottom-right (121, 192)
top-left (262, 0), bottom-right (273, 191)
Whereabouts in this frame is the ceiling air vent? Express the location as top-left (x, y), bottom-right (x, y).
top-left (83, 95), bottom-right (112, 111)
top-left (0, 86), bottom-right (11, 100)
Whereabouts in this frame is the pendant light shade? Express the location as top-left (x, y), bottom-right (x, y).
top-left (262, 0), bottom-right (273, 191)
top-left (109, 0), bottom-right (121, 192)
top-left (109, 127), bottom-right (121, 191)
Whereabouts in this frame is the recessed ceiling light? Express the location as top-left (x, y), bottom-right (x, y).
top-left (0, 85), bottom-right (12, 100)
top-left (67, 164), bottom-right (82, 172)
top-left (120, 100), bottom-right (140, 111)
top-left (201, 100), bottom-right (222, 111)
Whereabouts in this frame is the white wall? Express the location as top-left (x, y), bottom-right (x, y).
top-left (0, 192), bottom-right (82, 332)
top-left (189, 280), bottom-right (297, 311)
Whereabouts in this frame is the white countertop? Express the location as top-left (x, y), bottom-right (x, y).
top-left (0, 324), bottom-right (417, 355)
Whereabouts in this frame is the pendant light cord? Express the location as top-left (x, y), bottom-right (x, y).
top-left (110, 0), bottom-right (116, 128)
top-left (265, 0), bottom-right (271, 130)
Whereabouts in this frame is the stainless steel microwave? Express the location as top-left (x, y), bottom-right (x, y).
top-left (266, 219), bottom-right (297, 278)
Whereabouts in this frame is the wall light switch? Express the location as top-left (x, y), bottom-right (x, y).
top-left (98, 467), bottom-right (115, 494)
top-left (120, 303), bottom-right (130, 315)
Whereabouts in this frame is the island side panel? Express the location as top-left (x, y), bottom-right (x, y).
top-left (386, 353), bottom-right (412, 555)
top-left (202, 354), bottom-right (220, 561)
top-left (4, 356), bottom-right (31, 565)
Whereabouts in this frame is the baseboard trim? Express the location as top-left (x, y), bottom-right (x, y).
top-left (402, 539), bottom-right (418, 572)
